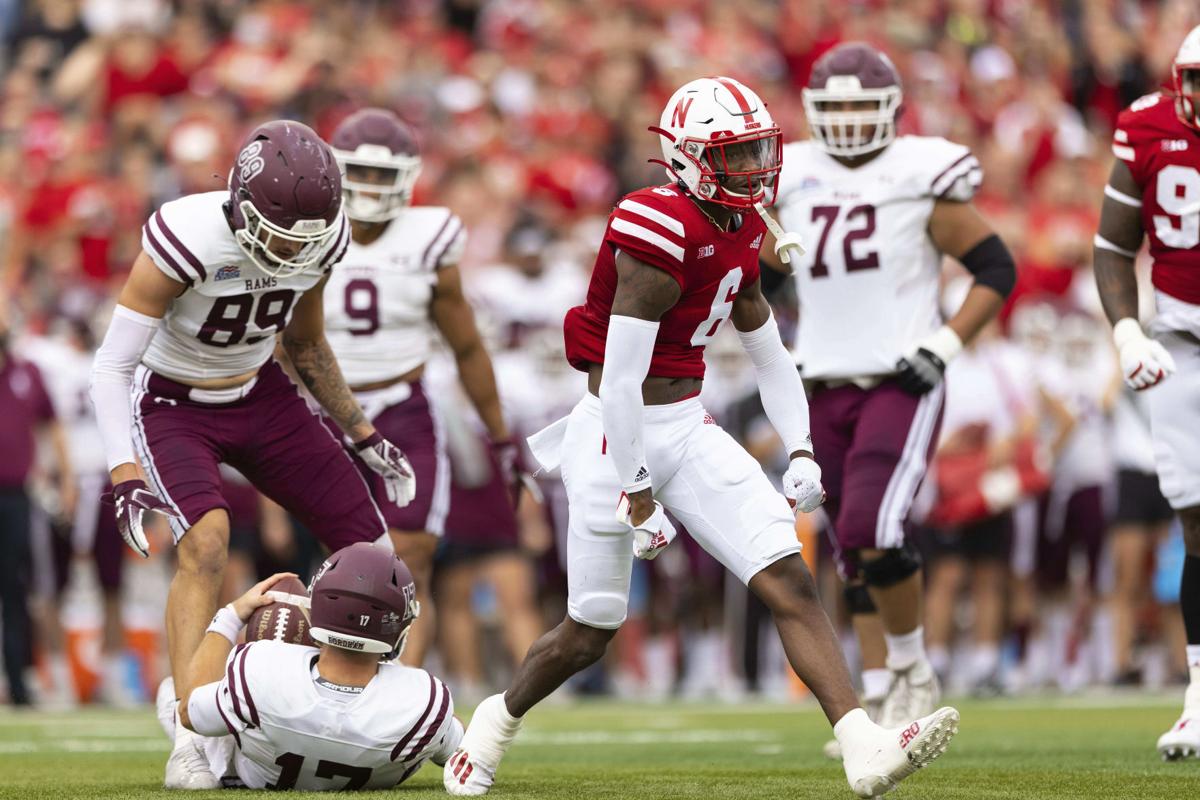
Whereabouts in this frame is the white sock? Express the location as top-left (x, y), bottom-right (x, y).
top-left (833, 707), bottom-right (876, 746)
top-left (1186, 663), bottom-right (1200, 712)
top-left (969, 644), bottom-right (1000, 684)
top-left (1186, 645), bottom-right (1200, 669)
top-left (885, 626), bottom-right (928, 673)
top-left (927, 645), bottom-right (950, 677)
top-left (862, 669), bottom-right (891, 704)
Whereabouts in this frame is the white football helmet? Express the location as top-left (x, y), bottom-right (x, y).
top-left (1174, 25), bottom-right (1200, 131)
top-left (802, 42), bottom-right (903, 157)
top-left (650, 76), bottom-right (782, 209)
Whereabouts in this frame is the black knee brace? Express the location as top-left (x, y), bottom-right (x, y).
top-left (860, 544), bottom-right (922, 589)
top-left (843, 583), bottom-right (877, 615)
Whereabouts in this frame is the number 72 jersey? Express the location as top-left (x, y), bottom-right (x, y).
top-left (775, 136), bottom-right (981, 380)
top-left (1113, 92), bottom-right (1200, 304)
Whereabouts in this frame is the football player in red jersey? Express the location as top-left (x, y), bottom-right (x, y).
top-left (1093, 25), bottom-right (1200, 760)
top-left (445, 77), bottom-right (958, 799)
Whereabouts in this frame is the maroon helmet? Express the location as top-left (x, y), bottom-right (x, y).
top-left (330, 108), bottom-right (422, 223)
top-left (227, 120), bottom-right (343, 276)
top-left (802, 42), bottom-right (903, 157)
top-left (308, 542), bottom-right (420, 658)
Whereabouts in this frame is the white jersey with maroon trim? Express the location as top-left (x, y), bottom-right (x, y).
top-left (186, 641), bottom-right (461, 790)
top-left (140, 191), bottom-right (350, 383)
top-left (323, 207), bottom-right (465, 385)
top-left (775, 136), bottom-right (981, 379)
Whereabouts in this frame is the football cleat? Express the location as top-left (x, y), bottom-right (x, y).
top-left (842, 707), bottom-right (960, 798)
top-left (163, 705), bottom-right (221, 790)
top-left (879, 663), bottom-right (940, 729)
top-left (443, 694), bottom-right (523, 797)
top-left (1157, 714), bottom-right (1200, 761)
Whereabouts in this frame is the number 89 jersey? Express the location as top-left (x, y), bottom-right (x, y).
top-left (775, 136), bottom-right (981, 380)
top-left (1113, 92), bottom-right (1200, 304)
top-left (323, 207), bottom-right (465, 385)
top-left (140, 191), bottom-right (349, 383)
top-left (564, 184), bottom-right (767, 379)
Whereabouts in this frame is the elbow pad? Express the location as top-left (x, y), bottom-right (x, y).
top-left (959, 234), bottom-right (1016, 298)
top-left (599, 315), bottom-right (659, 493)
top-left (90, 305), bottom-right (160, 471)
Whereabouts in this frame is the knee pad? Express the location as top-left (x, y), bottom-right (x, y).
top-left (567, 591), bottom-right (628, 630)
top-left (860, 544), bottom-right (922, 589)
top-left (843, 582), bottom-right (877, 615)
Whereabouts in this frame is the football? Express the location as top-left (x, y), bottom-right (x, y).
top-left (245, 575), bottom-right (316, 646)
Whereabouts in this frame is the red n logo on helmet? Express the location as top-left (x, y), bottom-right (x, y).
top-left (672, 97), bottom-right (695, 128)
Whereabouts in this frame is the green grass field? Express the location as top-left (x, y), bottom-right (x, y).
top-left (0, 695), bottom-right (1195, 799)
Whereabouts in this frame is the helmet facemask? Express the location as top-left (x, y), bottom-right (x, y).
top-left (233, 194), bottom-right (341, 278)
top-left (803, 79), bottom-right (902, 157)
top-left (1176, 66), bottom-right (1200, 131)
top-left (335, 145), bottom-right (422, 223)
top-left (658, 127), bottom-right (783, 209)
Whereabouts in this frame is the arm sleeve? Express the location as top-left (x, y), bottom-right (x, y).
top-left (930, 145), bottom-right (983, 202)
top-left (598, 314), bottom-right (659, 494)
top-left (737, 312), bottom-right (812, 456)
top-left (424, 213), bottom-right (466, 272)
top-left (429, 715), bottom-right (465, 766)
top-left (89, 305), bottom-right (161, 471)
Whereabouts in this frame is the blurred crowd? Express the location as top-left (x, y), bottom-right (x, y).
top-left (1, 0), bottom-right (1199, 707)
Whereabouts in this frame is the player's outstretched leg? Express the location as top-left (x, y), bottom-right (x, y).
top-left (749, 555), bottom-right (959, 797)
top-left (445, 618), bottom-right (616, 796)
top-left (1159, 506), bottom-right (1200, 760)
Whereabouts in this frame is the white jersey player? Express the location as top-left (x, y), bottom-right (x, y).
top-left (176, 544), bottom-right (460, 789)
top-left (763, 42), bottom-right (1016, 742)
top-left (323, 108), bottom-right (527, 667)
top-left (89, 120), bottom-right (415, 788)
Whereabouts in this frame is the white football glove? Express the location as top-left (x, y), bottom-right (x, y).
top-left (754, 202), bottom-right (806, 264)
top-left (616, 494), bottom-right (678, 560)
top-left (1113, 318), bottom-right (1176, 390)
top-left (782, 456), bottom-right (825, 514)
top-left (355, 433), bottom-right (417, 506)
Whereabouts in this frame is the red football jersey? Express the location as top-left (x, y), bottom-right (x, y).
top-left (1113, 92), bottom-right (1200, 303)
top-left (564, 184), bottom-right (766, 379)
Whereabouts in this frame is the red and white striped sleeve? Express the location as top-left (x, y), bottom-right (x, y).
top-left (606, 196), bottom-right (689, 286)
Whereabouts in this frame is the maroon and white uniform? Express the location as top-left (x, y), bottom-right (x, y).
top-left (774, 135), bottom-right (980, 574)
top-left (1112, 92), bottom-right (1200, 509)
top-left (187, 641), bottom-right (461, 789)
top-left (323, 206), bottom-right (464, 536)
top-left (128, 191), bottom-right (385, 547)
top-left (527, 184), bottom-right (799, 629)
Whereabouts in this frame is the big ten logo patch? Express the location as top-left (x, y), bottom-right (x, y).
top-left (238, 140), bottom-right (266, 183)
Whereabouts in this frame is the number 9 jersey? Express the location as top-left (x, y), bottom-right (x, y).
top-left (322, 207), bottom-right (465, 385)
top-left (1112, 92), bottom-right (1200, 304)
top-left (774, 136), bottom-right (981, 380)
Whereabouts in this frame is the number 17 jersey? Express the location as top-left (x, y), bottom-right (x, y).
top-left (775, 136), bottom-right (981, 380)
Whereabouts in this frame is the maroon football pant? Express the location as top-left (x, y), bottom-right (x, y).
top-left (132, 360), bottom-right (386, 551)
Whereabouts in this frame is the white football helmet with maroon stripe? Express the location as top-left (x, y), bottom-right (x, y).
top-left (650, 76), bottom-right (782, 209)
